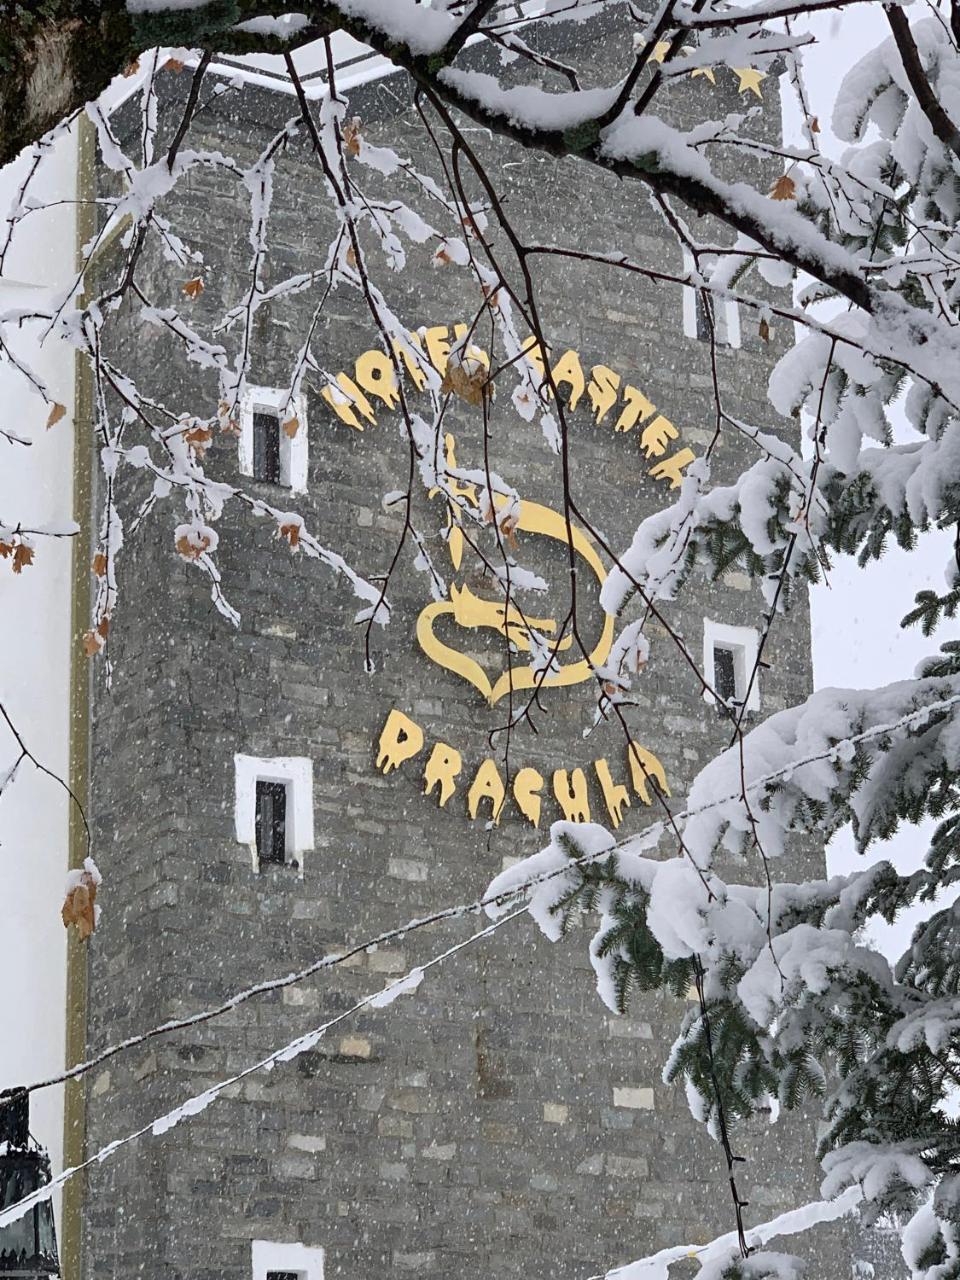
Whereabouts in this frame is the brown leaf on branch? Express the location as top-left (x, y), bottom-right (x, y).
top-left (96, 615), bottom-right (110, 640)
top-left (810, 116), bottom-right (820, 133)
top-left (122, 59), bottom-right (141, 78)
top-left (92, 553), bottom-right (107, 577)
top-left (46, 402), bottom-right (66, 429)
top-left (182, 277), bottom-right (204, 299)
top-left (282, 416), bottom-right (300, 439)
top-left (164, 57), bottom-right (185, 73)
top-left (771, 173), bottom-right (796, 201)
top-left (12, 543), bottom-right (33, 574)
top-left (759, 317), bottom-right (771, 343)
top-left (175, 531), bottom-right (211, 561)
top-left (0, 541), bottom-right (12, 560)
top-left (345, 245), bottom-right (358, 268)
top-left (343, 117), bottom-right (362, 156)
top-left (499, 512), bottom-right (519, 550)
top-left (184, 424), bottom-right (213, 456)
top-left (82, 630), bottom-right (102, 658)
top-left (62, 871), bottom-right (98, 940)
top-left (279, 521), bottom-right (301, 550)
top-left (441, 363), bottom-right (490, 407)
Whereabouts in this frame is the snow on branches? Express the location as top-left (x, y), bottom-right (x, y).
top-left (4, 3), bottom-right (960, 1278)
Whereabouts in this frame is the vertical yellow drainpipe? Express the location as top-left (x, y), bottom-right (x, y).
top-left (60, 112), bottom-right (96, 1280)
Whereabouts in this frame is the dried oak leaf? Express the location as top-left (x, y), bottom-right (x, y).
top-left (164, 57), bottom-right (185, 73)
top-left (0, 541), bottom-right (12, 560)
top-left (810, 116), bottom-right (820, 133)
top-left (46, 402), bottom-right (66, 429)
top-left (342, 117), bottom-right (362, 157)
top-left (182, 277), bottom-right (204, 300)
top-left (184, 424), bottom-right (213, 455)
top-left (122, 58), bottom-right (141, 78)
top-left (441, 363), bottom-right (489, 407)
top-left (759, 317), bottom-right (771, 343)
top-left (176, 531), bottom-right (211, 561)
top-left (82, 630), bottom-right (102, 658)
top-left (279, 521), bottom-right (301, 550)
top-left (282, 416), bottom-right (300, 439)
top-left (12, 543), bottom-right (34, 574)
top-left (771, 173), bottom-right (797, 201)
top-left (345, 245), bottom-right (358, 268)
top-left (62, 871), bottom-right (98, 940)
top-left (92, 553), bottom-right (108, 578)
top-left (96, 615), bottom-right (110, 640)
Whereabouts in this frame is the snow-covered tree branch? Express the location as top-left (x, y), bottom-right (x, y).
top-left (7, 2), bottom-right (960, 1278)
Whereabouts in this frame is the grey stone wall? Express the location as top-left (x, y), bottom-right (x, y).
top-left (78, 16), bottom-right (876, 1280)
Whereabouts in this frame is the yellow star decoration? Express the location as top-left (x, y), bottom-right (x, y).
top-left (732, 66), bottom-right (767, 99)
top-left (651, 40), bottom-right (671, 63)
top-left (690, 65), bottom-right (717, 84)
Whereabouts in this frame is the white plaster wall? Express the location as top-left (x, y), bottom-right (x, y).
top-left (0, 127), bottom-right (79, 1192)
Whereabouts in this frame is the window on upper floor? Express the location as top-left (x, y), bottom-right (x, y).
top-left (703, 618), bottom-right (760, 714)
top-left (253, 410), bottom-right (282, 485)
top-left (239, 387), bottom-right (308, 492)
top-left (255, 780), bottom-right (287, 865)
top-left (682, 251), bottom-right (741, 349)
top-left (235, 755), bottom-right (314, 873)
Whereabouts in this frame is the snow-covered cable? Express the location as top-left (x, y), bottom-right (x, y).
top-left (15, 684), bottom-right (960, 1101)
top-left (0, 908), bottom-right (526, 1233)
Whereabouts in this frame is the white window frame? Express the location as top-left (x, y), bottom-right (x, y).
top-left (252, 1240), bottom-right (324, 1280)
top-left (238, 386), bottom-right (308, 493)
top-left (703, 618), bottom-right (760, 713)
top-left (682, 251), bottom-right (741, 349)
top-left (235, 754), bottom-right (314, 873)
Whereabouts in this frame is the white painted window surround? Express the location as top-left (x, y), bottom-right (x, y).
top-left (703, 618), bottom-right (761, 713)
top-left (238, 386), bottom-right (308, 493)
top-left (234, 755), bottom-right (314, 871)
top-left (681, 251), bottom-right (742, 349)
top-left (252, 1240), bottom-right (324, 1280)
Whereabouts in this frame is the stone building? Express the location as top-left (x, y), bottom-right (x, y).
top-left (59, 12), bottom-right (892, 1280)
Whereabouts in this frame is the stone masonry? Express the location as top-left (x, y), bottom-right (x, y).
top-left (78, 13), bottom-right (884, 1280)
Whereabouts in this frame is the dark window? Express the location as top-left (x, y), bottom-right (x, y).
top-left (694, 289), bottom-right (713, 342)
top-left (253, 410), bottom-right (282, 484)
top-left (255, 781), bottom-right (287, 864)
top-left (267, 1273), bottom-right (302, 1280)
top-left (714, 644), bottom-right (738, 704)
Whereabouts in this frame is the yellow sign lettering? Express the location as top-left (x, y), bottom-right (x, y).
top-left (376, 709), bottom-right (424, 774)
top-left (615, 385), bottom-right (655, 433)
top-left (587, 365), bottom-right (621, 423)
top-left (355, 349), bottom-right (400, 409)
top-left (424, 325), bottom-right (451, 375)
top-left (649, 447), bottom-right (695, 489)
top-left (627, 742), bottom-right (671, 805)
top-left (594, 757), bottom-right (631, 828)
top-left (640, 414), bottom-right (679, 459)
top-left (551, 348), bottom-right (586, 410)
top-left (468, 758), bottom-right (506, 824)
top-left (553, 767), bottom-right (591, 823)
top-left (423, 741), bottom-right (462, 808)
top-left (392, 332), bottom-right (429, 389)
top-left (321, 372), bottom-right (376, 431)
top-left (513, 766), bottom-right (544, 828)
